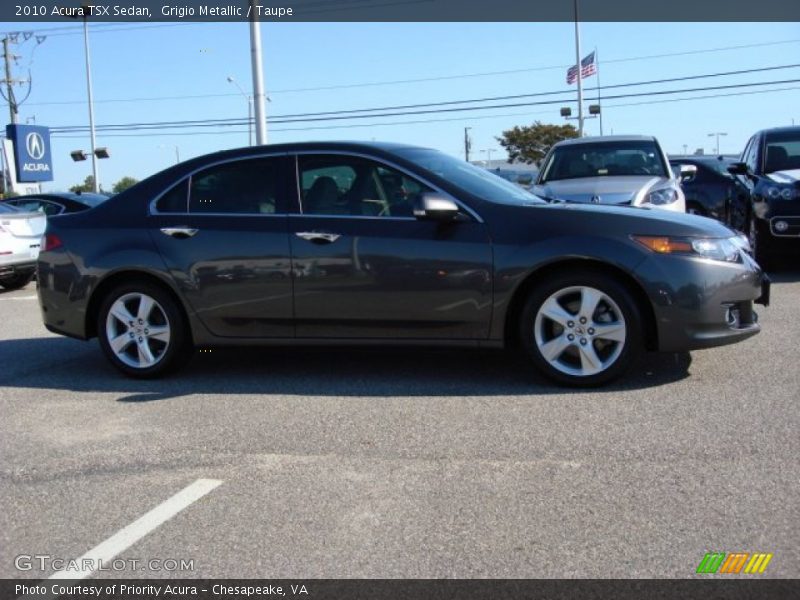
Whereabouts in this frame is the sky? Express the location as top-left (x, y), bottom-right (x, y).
top-left (2, 20), bottom-right (799, 191)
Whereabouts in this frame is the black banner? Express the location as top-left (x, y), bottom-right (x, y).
top-left (1, 0), bottom-right (799, 23)
top-left (3, 579), bottom-right (800, 600)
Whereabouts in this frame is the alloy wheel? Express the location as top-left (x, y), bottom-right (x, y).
top-left (105, 292), bottom-right (171, 369)
top-left (533, 285), bottom-right (627, 377)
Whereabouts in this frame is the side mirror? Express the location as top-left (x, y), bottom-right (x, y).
top-left (727, 162), bottom-right (748, 175)
top-left (414, 192), bottom-right (461, 221)
top-left (677, 164), bottom-right (697, 182)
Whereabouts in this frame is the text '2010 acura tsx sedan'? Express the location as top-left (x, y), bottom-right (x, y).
top-left (37, 142), bottom-right (770, 386)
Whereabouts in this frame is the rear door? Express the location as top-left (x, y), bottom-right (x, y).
top-left (148, 154), bottom-right (295, 338)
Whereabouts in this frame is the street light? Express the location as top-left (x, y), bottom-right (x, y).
top-left (227, 76), bottom-right (253, 147)
top-left (480, 149), bottom-right (498, 164)
top-left (157, 144), bottom-right (180, 164)
top-left (707, 132), bottom-right (727, 155)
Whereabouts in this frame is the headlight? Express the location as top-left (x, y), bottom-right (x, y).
top-left (764, 186), bottom-right (794, 200)
top-left (646, 187), bottom-right (679, 205)
top-left (632, 235), bottom-right (742, 262)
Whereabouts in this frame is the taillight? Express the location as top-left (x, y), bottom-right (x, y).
top-left (43, 233), bottom-right (63, 251)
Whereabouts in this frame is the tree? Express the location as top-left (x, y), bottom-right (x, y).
top-left (70, 175), bottom-right (96, 194)
top-left (112, 176), bottom-right (139, 194)
top-left (496, 121), bottom-right (579, 166)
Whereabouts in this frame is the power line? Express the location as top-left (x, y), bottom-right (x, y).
top-left (23, 39), bottom-right (800, 107)
top-left (50, 78), bottom-right (800, 134)
top-left (46, 64), bottom-right (800, 129)
top-left (49, 85), bottom-right (800, 139)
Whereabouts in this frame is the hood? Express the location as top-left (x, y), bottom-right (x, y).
top-left (534, 176), bottom-right (668, 205)
top-left (765, 169), bottom-right (800, 185)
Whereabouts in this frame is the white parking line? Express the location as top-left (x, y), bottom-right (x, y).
top-left (48, 478), bottom-right (222, 580)
top-left (0, 295), bottom-right (37, 300)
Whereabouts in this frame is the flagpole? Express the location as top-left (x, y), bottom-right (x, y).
top-left (573, 0), bottom-right (584, 137)
top-left (596, 46), bottom-right (603, 135)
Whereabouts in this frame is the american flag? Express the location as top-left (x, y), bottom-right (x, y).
top-left (566, 51), bottom-right (597, 85)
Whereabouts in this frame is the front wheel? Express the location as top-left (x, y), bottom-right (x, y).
top-left (519, 271), bottom-right (643, 386)
top-left (97, 281), bottom-right (191, 378)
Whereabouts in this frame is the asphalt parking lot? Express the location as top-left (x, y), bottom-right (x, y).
top-left (1, 269), bottom-right (798, 580)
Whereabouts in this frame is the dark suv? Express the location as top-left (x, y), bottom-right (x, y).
top-left (729, 126), bottom-right (800, 267)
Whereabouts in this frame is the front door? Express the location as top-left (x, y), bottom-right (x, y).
top-left (289, 154), bottom-right (493, 339)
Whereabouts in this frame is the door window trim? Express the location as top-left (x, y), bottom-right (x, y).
top-left (148, 151), bottom-right (290, 216)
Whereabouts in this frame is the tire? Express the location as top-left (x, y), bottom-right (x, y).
top-left (0, 271), bottom-right (34, 290)
top-left (748, 217), bottom-right (773, 271)
top-left (96, 281), bottom-right (191, 378)
top-left (519, 270), bottom-right (643, 387)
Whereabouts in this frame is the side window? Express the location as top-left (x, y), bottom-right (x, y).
top-left (745, 136), bottom-right (760, 172)
top-left (298, 155), bottom-right (430, 217)
top-left (189, 158), bottom-right (280, 214)
top-left (155, 179), bottom-right (189, 213)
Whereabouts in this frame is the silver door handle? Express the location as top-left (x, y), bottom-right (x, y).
top-left (160, 227), bottom-right (198, 239)
top-left (295, 231), bottom-right (341, 243)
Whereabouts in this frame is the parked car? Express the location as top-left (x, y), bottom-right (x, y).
top-left (0, 203), bottom-right (47, 290)
top-left (669, 156), bottom-right (750, 228)
top-left (533, 135), bottom-right (687, 212)
top-left (728, 126), bottom-right (800, 267)
top-left (487, 167), bottom-right (536, 190)
top-left (37, 142), bottom-right (768, 386)
top-left (2, 192), bottom-right (109, 216)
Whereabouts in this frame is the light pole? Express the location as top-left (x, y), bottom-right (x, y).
top-left (573, 0), bottom-right (584, 137)
top-left (707, 132), bottom-right (727, 155)
top-left (227, 76), bottom-right (253, 146)
top-left (158, 144), bottom-right (180, 164)
top-left (82, 17), bottom-right (100, 193)
top-left (682, 144), bottom-right (688, 155)
top-left (480, 149), bottom-right (497, 164)
top-left (249, 0), bottom-right (268, 145)
top-left (464, 127), bottom-right (472, 161)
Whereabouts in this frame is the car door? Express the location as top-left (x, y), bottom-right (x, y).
top-left (288, 153), bottom-right (493, 340)
top-left (148, 154), bottom-right (295, 338)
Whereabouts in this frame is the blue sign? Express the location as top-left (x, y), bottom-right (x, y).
top-left (6, 124), bottom-right (54, 182)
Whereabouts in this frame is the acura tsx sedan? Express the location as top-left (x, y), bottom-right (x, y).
top-left (36, 142), bottom-right (769, 386)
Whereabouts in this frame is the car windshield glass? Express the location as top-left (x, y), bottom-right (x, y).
top-left (541, 140), bottom-right (667, 182)
top-left (394, 148), bottom-right (545, 205)
top-left (0, 203), bottom-right (19, 213)
top-left (74, 193), bottom-right (109, 207)
top-left (764, 131), bottom-right (800, 173)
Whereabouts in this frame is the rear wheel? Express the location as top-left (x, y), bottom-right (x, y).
top-left (0, 271), bottom-right (34, 290)
top-left (519, 271), bottom-right (643, 386)
top-left (97, 281), bottom-right (191, 378)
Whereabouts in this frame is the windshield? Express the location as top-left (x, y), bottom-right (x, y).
top-left (0, 203), bottom-right (19, 213)
top-left (395, 148), bottom-right (545, 205)
top-left (540, 140), bottom-right (667, 182)
top-left (764, 131), bottom-right (800, 174)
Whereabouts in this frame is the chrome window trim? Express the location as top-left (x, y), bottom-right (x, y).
top-left (292, 150), bottom-right (485, 223)
top-left (148, 151), bottom-right (290, 216)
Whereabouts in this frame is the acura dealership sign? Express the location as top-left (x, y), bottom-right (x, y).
top-left (6, 124), bottom-right (54, 182)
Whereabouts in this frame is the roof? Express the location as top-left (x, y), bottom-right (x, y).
top-left (554, 135), bottom-right (657, 147)
top-left (758, 126), bottom-right (800, 136)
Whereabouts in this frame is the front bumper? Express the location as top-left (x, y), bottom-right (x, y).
top-left (636, 252), bottom-right (766, 352)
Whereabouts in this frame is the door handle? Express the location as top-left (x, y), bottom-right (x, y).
top-left (295, 231), bottom-right (341, 244)
top-left (160, 227), bottom-right (199, 239)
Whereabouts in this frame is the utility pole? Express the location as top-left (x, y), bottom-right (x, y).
top-left (573, 0), bottom-right (584, 137)
top-left (464, 127), bottom-right (472, 161)
top-left (2, 37), bottom-right (19, 124)
top-left (249, 0), bottom-right (268, 144)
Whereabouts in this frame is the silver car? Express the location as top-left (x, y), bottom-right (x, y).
top-left (0, 203), bottom-right (46, 290)
top-left (533, 135), bottom-right (687, 213)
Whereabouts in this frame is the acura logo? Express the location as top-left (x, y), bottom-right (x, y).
top-left (25, 132), bottom-right (46, 161)
top-left (591, 195), bottom-right (601, 204)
